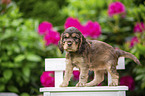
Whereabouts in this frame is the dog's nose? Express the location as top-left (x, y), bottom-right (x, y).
top-left (67, 42), bottom-right (72, 46)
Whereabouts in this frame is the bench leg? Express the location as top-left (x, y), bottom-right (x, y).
top-left (44, 92), bottom-right (50, 96)
top-left (55, 71), bottom-right (63, 87)
top-left (118, 91), bottom-right (126, 96)
top-left (108, 72), bottom-right (112, 86)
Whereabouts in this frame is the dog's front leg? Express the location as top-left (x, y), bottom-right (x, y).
top-left (76, 67), bottom-right (89, 87)
top-left (60, 59), bottom-right (73, 87)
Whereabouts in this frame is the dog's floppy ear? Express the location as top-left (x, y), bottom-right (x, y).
top-left (78, 34), bottom-right (87, 53)
top-left (58, 33), bottom-right (64, 54)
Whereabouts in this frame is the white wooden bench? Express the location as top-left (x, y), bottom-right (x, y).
top-left (40, 57), bottom-right (128, 96)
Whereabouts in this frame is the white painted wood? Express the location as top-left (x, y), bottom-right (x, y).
top-left (118, 91), bottom-right (126, 96)
top-left (40, 86), bottom-right (128, 96)
top-left (108, 72), bottom-right (112, 86)
top-left (40, 86), bottom-right (128, 92)
top-left (50, 92), bottom-right (123, 96)
top-left (117, 57), bottom-right (125, 69)
top-left (55, 71), bottom-right (63, 87)
top-left (45, 58), bottom-right (66, 71)
top-left (41, 57), bottom-right (128, 96)
top-left (44, 92), bottom-right (50, 96)
top-left (45, 57), bottom-right (125, 71)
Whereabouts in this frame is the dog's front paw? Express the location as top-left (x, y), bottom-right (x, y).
top-left (59, 83), bottom-right (68, 87)
top-left (76, 82), bottom-right (86, 87)
top-left (109, 82), bottom-right (118, 86)
top-left (109, 79), bottom-right (118, 86)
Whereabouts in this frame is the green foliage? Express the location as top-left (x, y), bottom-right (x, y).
top-left (61, 0), bottom-right (107, 22)
top-left (13, 0), bottom-right (67, 26)
top-left (1, 0), bottom-right (145, 95)
top-left (0, 3), bottom-right (62, 95)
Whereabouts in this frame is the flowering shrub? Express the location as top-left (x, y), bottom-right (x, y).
top-left (40, 71), bottom-right (54, 87)
top-left (83, 21), bottom-right (101, 38)
top-left (64, 17), bottom-right (83, 31)
top-left (120, 76), bottom-right (135, 91)
top-left (108, 1), bottom-right (125, 17)
top-left (44, 30), bottom-right (60, 46)
top-left (134, 22), bottom-right (145, 33)
top-left (130, 37), bottom-right (139, 48)
top-left (38, 21), bottom-right (60, 46)
top-left (38, 21), bottom-right (53, 35)
top-left (64, 17), bottom-right (101, 39)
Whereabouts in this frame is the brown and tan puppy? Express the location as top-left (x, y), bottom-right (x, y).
top-left (58, 27), bottom-right (140, 87)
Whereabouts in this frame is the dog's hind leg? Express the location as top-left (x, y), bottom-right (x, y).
top-left (106, 60), bottom-right (119, 86)
top-left (85, 70), bottom-right (105, 87)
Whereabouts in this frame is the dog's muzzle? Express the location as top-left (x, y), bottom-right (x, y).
top-left (63, 40), bottom-right (78, 52)
top-left (67, 41), bottom-right (72, 47)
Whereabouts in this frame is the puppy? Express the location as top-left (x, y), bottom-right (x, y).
top-left (58, 27), bottom-right (140, 87)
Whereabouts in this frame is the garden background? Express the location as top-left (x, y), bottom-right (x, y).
top-left (0, 0), bottom-right (145, 96)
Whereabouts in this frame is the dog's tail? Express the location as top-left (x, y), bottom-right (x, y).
top-left (116, 49), bottom-right (141, 65)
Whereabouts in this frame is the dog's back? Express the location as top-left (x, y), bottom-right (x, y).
top-left (86, 40), bottom-right (117, 70)
top-left (86, 40), bottom-right (140, 70)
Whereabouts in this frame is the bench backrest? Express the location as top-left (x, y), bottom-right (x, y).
top-left (45, 57), bottom-right (125, 87)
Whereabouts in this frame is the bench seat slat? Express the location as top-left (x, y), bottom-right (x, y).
top-left (45, 57), bottom-right (125, 71)
top-left (40, 86), bottom-right (128, 92)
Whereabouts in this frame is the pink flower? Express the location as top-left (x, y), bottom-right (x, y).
top-left (73, 71), bottom-right (80, 80)
top-left (64, 17), bottom-right (101, 38)
top-left (38, 21), bottom-right (53, 35)
top-left (44, 30), bottom-right (60, 46)
top-left (120, 76), bottom-right (135, 91)
top-left (64, 17), bottom-right (84, 33)
top-left (40, 71), bottom-right (54, 87)
top-left (130, 37), bottom-right (139, 47)
top-left (83, 21), bottom-right (101, 38)
top-left (134, 22), bottom-right (145, 33)
top-left (108, 1), bottom-right (126, 17)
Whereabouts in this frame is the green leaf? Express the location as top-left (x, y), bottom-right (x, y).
top-left (121, 27), bottom-right (131, 31)
top-left (14, 55), bottom-right (25, 62)
top-left (0, 29), bottom-right (12, 41)
top-left (136, 44), bottom-right (145, 54)
top-left (7, 86), bottom-right (19, 93)
top-left (3, 69), bottom-right (13, 80)
top-left (0, 85), bottom-right (5, 91)
top-left (11, 19), bottom-right (22, 27)
top-left (20, 93), bottom-right (30, 96)
top-left (134, 52), bottom-right (140, 59)
top-left (22, 66), bottom-right (30, 77)
top-left (22, 75), bottom-right (29, 83)
top-left (135, 74), bottom-right (144, 81)
top-left (141, 82), bottom-right (145, 89)
top-left (26, 53), bottom-right (41, 62)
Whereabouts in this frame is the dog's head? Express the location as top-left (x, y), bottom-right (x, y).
top-left (59, 27), bottom-right (86, 53)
